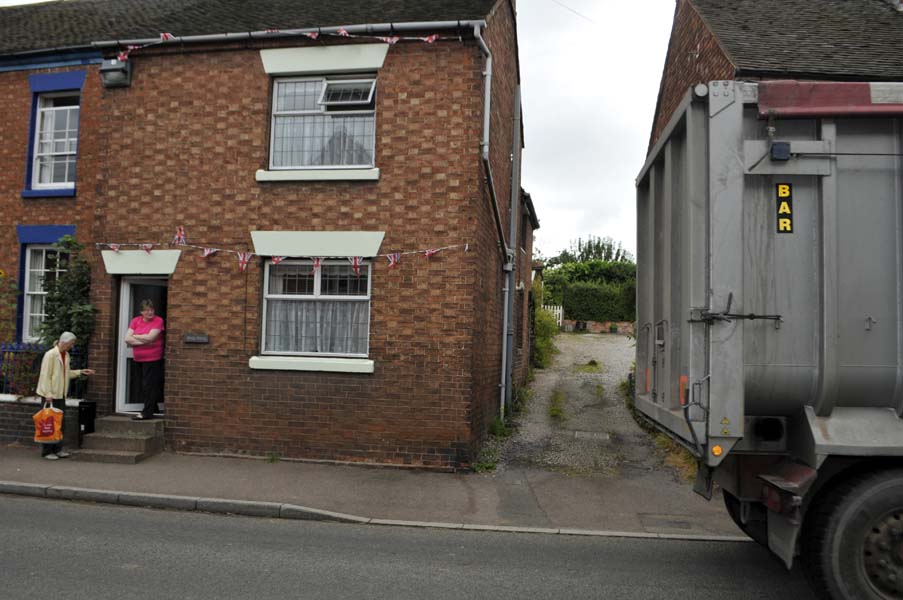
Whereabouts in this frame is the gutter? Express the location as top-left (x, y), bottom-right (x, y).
top-left (91, 21), bottom-right (487, 49)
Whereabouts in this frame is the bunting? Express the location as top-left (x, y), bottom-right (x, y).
top-left (238, 251), bottom-right (253, 272)
top-left (348, 256), bottom-right (363, 277)
top-left (94, 234), bottom-right (470, 274)
top-left (114, 28), bottom-right (452, 62)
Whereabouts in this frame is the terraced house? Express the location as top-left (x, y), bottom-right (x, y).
top-left (0, 0), bottom-right (538, 469)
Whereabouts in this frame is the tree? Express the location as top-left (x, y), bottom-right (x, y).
top-left (37, 235), bottom-right (95, 349)
top-left (547, 235), bottom-right (633, 267)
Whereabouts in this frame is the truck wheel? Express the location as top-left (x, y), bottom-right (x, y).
top-left (802, 469), bottom-right (903, 600)
top-left (723, 491), bottom-right (768, 546)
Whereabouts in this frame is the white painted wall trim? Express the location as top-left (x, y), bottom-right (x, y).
top-left (256, 168), bottom-right (380, 182)
top-left (101, 250), bottom-right (181, 275)
top-left (251, 230), bottom-right (384, 258)
top-left (260, 44), bottom-right (389, 75)
top-left (249, 355), bottom-right (374, 373)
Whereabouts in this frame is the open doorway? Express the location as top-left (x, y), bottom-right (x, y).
top-left (116, 278), bottom-right (167, 414)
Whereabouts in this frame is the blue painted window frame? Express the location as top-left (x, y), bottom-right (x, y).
top-left (22, 71), bottom-right (87, 199)
top-left (14, 225), bottom-right (76, 342)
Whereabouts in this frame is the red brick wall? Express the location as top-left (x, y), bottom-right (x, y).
top-left (0, 16), bottom-right (523, 469)
top-left (467, 0), bottom-right (524, 447)
top-left (649, 0), bottom-right (735, 148)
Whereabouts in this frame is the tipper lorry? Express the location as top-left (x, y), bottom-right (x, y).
top-left (636, 79), bottom-right (903, 600)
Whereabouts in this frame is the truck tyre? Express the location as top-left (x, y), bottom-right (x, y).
top-left (802, 469), bottom-right (903, 600)
top-left (723, 491), bottom-right (768, 546)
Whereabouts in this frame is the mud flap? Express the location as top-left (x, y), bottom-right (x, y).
top-left (767, 510), bottom-right (800, 569)
top-left (693, 464), bottom-right (714, 500)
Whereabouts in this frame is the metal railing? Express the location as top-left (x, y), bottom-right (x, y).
top-left (0, 342), bottom-right (87, 399)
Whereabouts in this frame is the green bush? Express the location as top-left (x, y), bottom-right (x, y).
top-left (37, 236), bottom-right (95, 349)
top-left (562, 281), bottom-right (634, 322)
top-left (532, 308), bottom-right (559, 369)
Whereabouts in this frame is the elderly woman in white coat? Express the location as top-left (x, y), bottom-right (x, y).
top-left (35, 332), bottom-right (94, 460)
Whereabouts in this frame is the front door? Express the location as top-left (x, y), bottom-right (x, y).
top-left (116, 278), bottom-right (167, 414)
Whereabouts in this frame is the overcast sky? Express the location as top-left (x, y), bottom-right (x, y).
top-left (0, 0), bottom-right (676, 258)
top-left (518, 0), bottom-right (674, 258)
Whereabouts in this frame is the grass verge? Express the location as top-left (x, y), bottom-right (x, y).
top-left (548, 389), bottom-right (566, 421)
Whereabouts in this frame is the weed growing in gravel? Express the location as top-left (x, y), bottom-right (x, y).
top-left (512, 386), bottom-right (532, 414)
top-left (594, 384), bottom-right (605, 399)
top-left (472, 441), bottom-right (500, 473)
top-left (549, 389), bottom-right (566, 421)
top-left (489, 416), bottom-right (511, 438)
top-left (574, 359), bottom-right (602, 373)
top-left (655, 434), bottom-right (698, 480)
top-left (266, 452), bottom-right (280, 464)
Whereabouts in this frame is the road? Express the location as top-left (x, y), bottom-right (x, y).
top-left (0, 496), bottom-right (815, 600)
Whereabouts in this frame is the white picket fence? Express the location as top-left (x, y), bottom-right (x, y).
top-left (542, 304), bottom-right (563, 327)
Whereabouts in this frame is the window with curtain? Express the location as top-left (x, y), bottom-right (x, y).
top-left (269, 77), bottom-right (376, 169)
top-left (32, 94), bottom-right (80, 189)
top-left (263, 260), bottom-right (371, 356)
top-left (23, 245), bottom-right (69, 341)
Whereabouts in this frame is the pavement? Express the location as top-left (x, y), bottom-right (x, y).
top-left (0, 444), bottom-right (746, 541)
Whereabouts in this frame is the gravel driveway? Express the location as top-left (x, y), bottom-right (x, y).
top-left (498, 332), bottom-right (682, 479)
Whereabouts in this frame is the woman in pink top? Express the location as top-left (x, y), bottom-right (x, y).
top-left (125, 299), bottom-right (165, 420)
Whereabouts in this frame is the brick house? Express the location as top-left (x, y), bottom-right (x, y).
top-left (650, 0), bottom-right (903, 148)
top-left (0, 0), bottom-right (538, 469)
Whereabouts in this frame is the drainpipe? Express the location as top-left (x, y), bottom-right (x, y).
top-left (504, 87), bottom-right (523, 416)
top-left (473, 25), bottom-right (514, 420)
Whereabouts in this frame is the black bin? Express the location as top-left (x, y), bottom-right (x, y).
top-left (78, 400), bottom-right (96, 446)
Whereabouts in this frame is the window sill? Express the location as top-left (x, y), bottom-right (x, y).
top-left (249, 355), bottom-right (374, 373)
top-left (22, 188), bottom-right (76, 198)
top-left (255, 168), bottom-right (380, 182)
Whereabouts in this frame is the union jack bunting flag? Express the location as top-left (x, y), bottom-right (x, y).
top-left (109, 244), bottom-right (121, 253)
top-left (160, 32), bottom-right (176, 41)
top-left (387, 252), bottom-right (401, 269)
top-left (172, 226), bottom-right (187, 246)
top-left (311, 257), bottom-right (322, 275)
top-left (336, 28), bottom-right (350, 37)
top-left (378, 36), bottom-right (400, 45)
top-left (238, 252), bottom-right (252, 272)
top-left (303, 32), bottom-right (319, 40)
top-left (271, 256), bottom-right (285, 265)
top-left (421, 34), bottom-right (439, 43)
top-left (140, 244), bottom-right (154, 254)
top-left (424, 248), bottom-right (440, 259)
top-left (348, 256), bottom-right (363, 277)
top-left (117, 51), bottom-right (130, 62)
top-left (202, 248), bottom-right (218, 257)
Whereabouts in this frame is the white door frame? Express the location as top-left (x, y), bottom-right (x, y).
top-left (116, 277), bottom-right (167, 413)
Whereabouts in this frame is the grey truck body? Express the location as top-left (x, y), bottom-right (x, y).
top-left (635, 80), bottom-right (903, 568)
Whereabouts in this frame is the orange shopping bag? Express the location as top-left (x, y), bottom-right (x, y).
top-left (33, 402), bottom-right (63, 444)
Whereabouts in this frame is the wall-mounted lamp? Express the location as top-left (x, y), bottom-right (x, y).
top-left (99, 58), bottom-right (132, 88)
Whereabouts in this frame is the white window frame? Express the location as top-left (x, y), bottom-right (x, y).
top-left (269, 76), bottom-right (377, 171)
top-left (31, 92), bottom-right (80, 190)
top-left (261, 259), bottom-right (371, 358)
top-left (22, 245), bottom-right (68, 342)
top-left (318, 79), bottom-right (377, 107)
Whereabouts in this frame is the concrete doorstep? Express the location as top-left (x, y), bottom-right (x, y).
top-left (0, 480), bottom-right (750, 543)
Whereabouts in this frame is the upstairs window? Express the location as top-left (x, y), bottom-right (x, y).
top-left (262, 260), bottom-right (371, 356)
top-left (32, 94), bottom-right (80, 189)
top-left (23, 245), bottom-right (69, 342)
top-left (270, 77), bottom-right (376, 169)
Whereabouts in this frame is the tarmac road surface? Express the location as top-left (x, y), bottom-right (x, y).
top-left (0, 495), bottom-right (815, 600)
